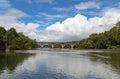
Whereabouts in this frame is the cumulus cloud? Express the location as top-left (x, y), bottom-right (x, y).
top-left (23, 7), bottom-right (120, 42)
top-left (2, 8), bottom-right (120, 42)
top-left (45, 8), bottom-right (120, 42)
top-left (0, 8), bottom-right (40, 40)
top-left (0, 0), bottom-right (120, 42)
top-left (75, 1), bottom-right (100, 10)
top-left (0, 9), bottom-right (39, 31)
top-left (0, 0), bottom-right (41, 41)
top-left (1, 7), bottom-right (120, 42)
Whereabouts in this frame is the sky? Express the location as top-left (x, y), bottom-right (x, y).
top-left (0, 0), bottom-right (120, 42)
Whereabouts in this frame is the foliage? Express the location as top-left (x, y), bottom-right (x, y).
top-left (0, 52), bottom-right (35, 73)
top-left (0, 27), bottom-right (6, 50)
top-left (62, 22), bottom-right (120, 49)
top-left (76, 22), bottom-right (120, 49)
top-left (0, 27), bottom-right (38, 50)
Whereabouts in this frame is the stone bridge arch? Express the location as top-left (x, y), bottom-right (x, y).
top-left (38, 42), bottom-right (77, 49)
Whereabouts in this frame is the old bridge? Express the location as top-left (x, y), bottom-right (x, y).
top-left (37, 42), bottom-right (77, 49)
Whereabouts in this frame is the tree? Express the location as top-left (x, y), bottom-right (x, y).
top-left (0, 26), bottom-right (6, 50)
top-left (74, 22), bottom-right (120, 49)
top-left (15, 33), bottom-right (37, 50)
top-left (0, 26), bottom-right (38, 52)
top-left (5, 28), bottom-right (18, 52)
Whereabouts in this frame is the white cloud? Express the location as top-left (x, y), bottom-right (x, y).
top-left (0, 0), bottom-right (120, 42)
top-left (44, 8), bottom-right (120, 42)
top-left (75, 1), bottom-right (100, 10)
top-left (0, 8), bottom-right (27, 28)
top-left (26, 23), bottom-right (39, 30)
top-left (0, 0), bottom-right (40, 40)
top-left (13, 51), bottom-right (120, 79)
top-left (0, 8), bottom-right (40, 40)
top-left (2, 8), bottom-right (119, 42)
top-left (37, 12), bottom-right (63, 20)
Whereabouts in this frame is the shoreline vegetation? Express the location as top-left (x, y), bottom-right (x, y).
top-left (69, 22), bottom-right (120, 49)
top-left (0, 27), bottom-right (38, 52)
top-left (0, 22), bottom-right (120, 52)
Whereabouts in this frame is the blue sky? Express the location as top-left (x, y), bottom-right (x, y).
top-left (9, 0), bottom-right (119, 29)
top-left (0, 0), bottom-right (120, 42)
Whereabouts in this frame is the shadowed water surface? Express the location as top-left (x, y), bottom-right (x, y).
top-left (0, 49), bottom-right (120, 79)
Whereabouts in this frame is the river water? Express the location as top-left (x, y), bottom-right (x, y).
top-left (0, 48), bottom-right (120, 79)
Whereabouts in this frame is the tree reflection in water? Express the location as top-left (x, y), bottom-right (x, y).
top-left (88, 50), bottom-right (120, 74)
top-left (0, 51), bottom-right (35, 74)
top-left (0, 49), bottom-right (119, 79)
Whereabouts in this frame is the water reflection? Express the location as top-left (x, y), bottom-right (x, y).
top-left (0, 52), bottom-right (35, 74)
top-left (88, 50), bottom-right (120, 74)
top-left (0, 49), bottom-right (120, 79)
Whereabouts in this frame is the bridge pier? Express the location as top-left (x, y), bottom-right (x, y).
top-left (70, 44), bottom-right (75, 49)
top-left (50, 44), bottom-right (55, 48)
top-left (40, 44), bottom-right (44, 48)
top-left (61, 44), bottom-right (65, 49)
top-left (38, 42), bottom-right (76, 49)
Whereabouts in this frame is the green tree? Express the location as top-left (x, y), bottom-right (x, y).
top-left (0, 26), bottom-right (37, 52)
top-left (75, 22), bottom-right (120, 49)
top-left (5, 28), bottom-right (18, 52)
top-left (0, 26), bottom-right (6, 50)
top-left (15, 33), bottom-right (37, 50)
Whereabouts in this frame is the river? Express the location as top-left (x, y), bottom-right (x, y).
top-left (0, 48), bottom-right (120, 79)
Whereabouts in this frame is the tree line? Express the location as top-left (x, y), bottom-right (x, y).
top-left (75, 22), bottom-right (120, 49)
top-left (38, 22), bottom-right (120, 49)
top-left (0, 27), bottom-right (38, 52)
top-left (0, 22), bottom-right (120, 51)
